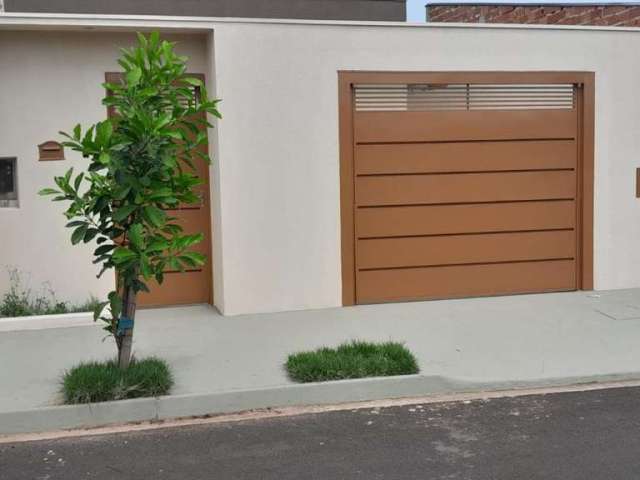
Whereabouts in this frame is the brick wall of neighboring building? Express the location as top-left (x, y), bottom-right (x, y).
top-left (427, 4), bottom-right (640, 26)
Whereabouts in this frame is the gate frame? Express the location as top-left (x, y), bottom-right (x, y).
top-left (338, 71), bottom-right (595, 306)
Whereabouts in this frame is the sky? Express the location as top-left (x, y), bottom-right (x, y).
top-left (406, 0), bottom-right (426, 22)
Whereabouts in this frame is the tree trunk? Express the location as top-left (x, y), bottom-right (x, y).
top-left (117, 285), bottom-right (137, 369)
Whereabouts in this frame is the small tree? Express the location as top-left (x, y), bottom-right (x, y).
top-left (40, 32), bottom-right (221, 369)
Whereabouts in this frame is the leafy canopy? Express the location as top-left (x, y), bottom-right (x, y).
top-left (40, 32), bottom-right (221, 335)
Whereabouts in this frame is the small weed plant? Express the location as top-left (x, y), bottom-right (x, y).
top-left (0, 267), bottom-right (100, 318)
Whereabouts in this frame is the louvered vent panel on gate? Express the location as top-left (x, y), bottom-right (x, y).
top-left (354, 84), bottom-right (575, 111)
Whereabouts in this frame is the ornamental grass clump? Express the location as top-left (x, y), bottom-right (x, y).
top-left (286, 340), bottom-right (419, 383)
top-left (61, 357), bottom-right (173, 404)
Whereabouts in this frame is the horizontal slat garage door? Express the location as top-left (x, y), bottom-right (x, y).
top-left (352, 83), bottom-right (578, 303)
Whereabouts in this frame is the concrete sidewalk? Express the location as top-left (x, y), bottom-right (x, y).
top-left (2, 289), bottom-right (640, 433)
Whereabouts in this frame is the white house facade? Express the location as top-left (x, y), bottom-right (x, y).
top-left (1, 14), bottom-right (639, 315)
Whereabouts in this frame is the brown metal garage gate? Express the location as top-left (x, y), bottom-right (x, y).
top-left (339, 72), bottom-right (594, 306)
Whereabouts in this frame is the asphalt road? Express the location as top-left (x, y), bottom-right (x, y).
top-left (2, 386), bottom-right (640, 479)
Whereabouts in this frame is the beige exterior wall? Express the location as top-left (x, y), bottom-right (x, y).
top-left (211, 21), bottom-right (640, 314)
top-left (2, 17), bottom-right (640, 315)
top-left (0, 30), bottom-right (209, 304)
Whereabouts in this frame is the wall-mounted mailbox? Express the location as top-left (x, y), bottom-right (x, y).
top-left (38, 141), bottom-right (65, 161)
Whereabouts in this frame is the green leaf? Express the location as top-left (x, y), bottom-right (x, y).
top-left (66, 220), bottom-right (86, 228)
top-left (96, 120), bottom-right (113, 146)
top-left (71, 224), bottom-right (88, 245)
top-left (126, 66), bottom-right (143, 87)
top-left (140, 254), bottom-right (152, 279)
top-left (177, 233), bottom-right (204, 250)
top-left (114, 185), bottom-right (131, 201)
top-left (94, 244), bottom-right (116, 256)
top-left (136, 32), bottom-right (148, 48)
top-left (64, 168), bottom-right (73, 185)
top-left (195, 131), bottom-right (207, 146)
top-left (102, 82), bottom-right (122, 93)
top-left (83, 228), bottom-right (99, 243)
top-left (146, 238), bottom-right (169, 252)
top-left (98, 152), bottom-right (110, 165)
top-left (128, 223), bottom-right (144, 250)
top-left (93, 196), bottom-right (109, 213)
top-left (38, 188), bottom-right (60, 196)
top-left (179, 252), bottom-right (206, 267)
top-left (161, 40), bottom-right (173, 60)
top-left (147, 187), bottom-right (173, 201)
top-left (150, 31), bottom-right (160, 46)
top-left (143, 205), bottom-right (166, 228)
top-left (112, 246), bottom-right (137, 264)
top-left (93, 301), bottom-right (109, 322)
top-left (168, 256), bottom-right (182, 271)
top-left (73, 172), bottom-right (84, 191)
top-left (108, 291), bottom-right (122, 319)
top-left (81, 126), bottom-right (95, 148)
top-left (183, 77), bottom-right (203, 87)
top-left (163, 224), bottom-right (183, 235)
top-left (139, 87), bottom-right (158, 98)
top-left (113, 204), bottom-right (137, 223)
top-left (155, 112), bottom-right (172, 130)
top-left (96, 265), bottom-right (110, 279)
top-left (165, 130), bottom-right (182, 140)
top-left (195, 149), bottom-right (211, 164)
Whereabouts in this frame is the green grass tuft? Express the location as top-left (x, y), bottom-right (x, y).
top-left (285, 340), bottom-right (419, 383)
top-left (61, 357), bottom-right (174, 404)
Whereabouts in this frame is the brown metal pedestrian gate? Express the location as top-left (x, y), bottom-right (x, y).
top-left (105, 72), bottom-right (213, 308)
top-left (339, 72), bottom-right (594, 306)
